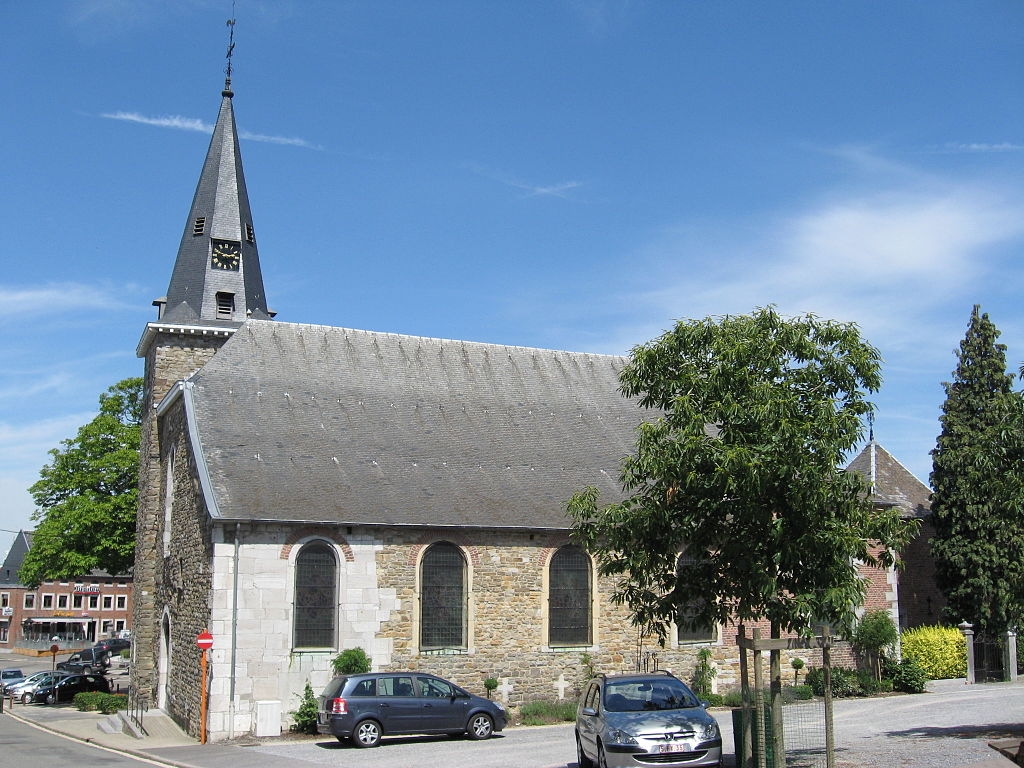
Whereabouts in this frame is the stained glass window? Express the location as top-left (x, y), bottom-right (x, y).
top-left (420, 542), bottom-right (466, 649)
top-left (293, 541), bottom-right (337, 648)
top-left (549, 545), bottom-right (592, 645)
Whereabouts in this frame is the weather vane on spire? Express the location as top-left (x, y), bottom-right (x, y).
top-left (223, 7), bottom-right (236, 95)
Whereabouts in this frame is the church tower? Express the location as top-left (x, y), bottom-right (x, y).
top-left (132, 47), bottom-right (273, 703)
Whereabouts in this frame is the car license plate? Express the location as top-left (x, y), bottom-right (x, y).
top-left (658, 743), bottom-right (688, 753)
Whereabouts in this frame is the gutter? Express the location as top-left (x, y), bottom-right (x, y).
top-left (229, 522), bottom-right (240, 739)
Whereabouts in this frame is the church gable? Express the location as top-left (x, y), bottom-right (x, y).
top-left (186, 320), bottom-right (645, 529)
top-left (846, 441), bottom-right (931, 519)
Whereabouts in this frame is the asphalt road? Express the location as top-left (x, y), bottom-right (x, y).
top-left (178, 679), bottom-right (1022, 768)
top-left (4, 649), bottom-right (1020, 768)
top-left (0, 713), bottom-right (161, 768)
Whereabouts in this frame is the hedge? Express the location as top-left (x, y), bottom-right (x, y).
top-left (900, 625), bottom-right (967, 680)
top-left (73, 691), bottom-right (128, 714)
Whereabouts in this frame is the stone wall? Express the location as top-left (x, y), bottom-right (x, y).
top-left (156, 406), bottom-right (214, 737)
top-left (135, 488), bottom-right (873, 742)
top-left (190, 524), bottom-right (872, 741)
top-left (204, 523), bottom-right (401, 738)
top-left (132, 330), bottom-right (225, 725)
top-left (192, 523), bottom-right (865, 740)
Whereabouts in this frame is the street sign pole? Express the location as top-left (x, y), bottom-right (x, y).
top-left (196, 630), bottom-right (214, 744)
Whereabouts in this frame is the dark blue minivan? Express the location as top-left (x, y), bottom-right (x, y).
top-left (317, 672), bottom-right (507, 748)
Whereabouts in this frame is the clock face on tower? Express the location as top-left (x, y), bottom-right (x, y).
top-left (210, 239), bottom-right (241, 270)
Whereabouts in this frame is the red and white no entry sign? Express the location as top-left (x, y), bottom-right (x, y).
top-left (196, 630), bottom-right (214, 650)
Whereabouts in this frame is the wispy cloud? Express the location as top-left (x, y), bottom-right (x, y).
top-left (631, 183), bottom-right (1024, 359)
top-left (100, 111), bottom-right (323, 150)
top-left (938, 142), bottom-right (1024, 154)
top-left (102, 111), bottom-right (211, 132)
top-left (546, 150), bottom-right (1024, 368)
top-left (237, 130), bottom-right (323, 150)
top-left (469, 164), bottom-right (583, 198)
top-left (510, 180), bottom-right (583, 198)
top-left (0, 412), bottom-right (96, 531)
top-left (0, 283), bottom-right (130, 320)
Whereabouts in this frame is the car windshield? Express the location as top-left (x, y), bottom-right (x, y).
top-left (603, 680), bottom-right (701, 712)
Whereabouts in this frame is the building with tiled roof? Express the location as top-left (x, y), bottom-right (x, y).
top-left (845, 440), bottom-right (944, 628)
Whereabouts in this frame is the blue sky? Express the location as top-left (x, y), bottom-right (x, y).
top-left (2, 1), bottom-right (1023, 540)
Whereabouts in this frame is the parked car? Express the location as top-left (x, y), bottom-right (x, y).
top-left (575, 670), bottom-right (722, 768)
top-left (317, 672), bottom-right (507, 748)
top-left (6, 671), bottom-right (73, 703)
top-left (0, 668), bottom-right (25, 691)
top-left (30, 673), bottom-right (110, 704)
top-left (93, 637), bottom-right (131, 654)
top-left (56, 647), bottom-right (111, 674)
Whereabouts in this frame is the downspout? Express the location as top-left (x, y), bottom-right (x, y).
top-left (229, 522), bottom-right (241, 739)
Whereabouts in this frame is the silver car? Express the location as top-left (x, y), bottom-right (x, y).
top-left (6, 670), bottom-right (73, 703)
top-left (576, 671), bottom-right (722, 768)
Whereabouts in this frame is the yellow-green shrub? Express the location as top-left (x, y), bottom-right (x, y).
top-left (900, 625), bottom-right (966, 680)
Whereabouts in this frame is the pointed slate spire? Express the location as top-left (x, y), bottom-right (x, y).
top-left (158, 77), bottom-right (272, 325)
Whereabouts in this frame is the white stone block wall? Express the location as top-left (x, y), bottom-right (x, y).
top-left (204, 530), bottom-right (396, 739)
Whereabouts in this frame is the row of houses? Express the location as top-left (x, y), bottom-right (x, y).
top-left (0, 531), bottom-right (133, 652)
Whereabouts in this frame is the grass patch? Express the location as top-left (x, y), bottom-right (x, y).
top-left (519, 699), bottom-right (577, 725)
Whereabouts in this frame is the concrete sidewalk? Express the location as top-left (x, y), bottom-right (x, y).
top-left (2, 699), bottom-right (301, 768)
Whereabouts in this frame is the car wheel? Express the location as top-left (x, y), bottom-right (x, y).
top-left (352, 719), bottom-right (382, 748)
top-left (45, 693), bottom-right (57, 705)
top-left (576, 732), bottom-right (596, 768)
top-left (21, 692), bottom-right (32, 705)
top-left (597, 741), bottom-right (609, 768)
top-left (466, 712), bottom-right (494, 740)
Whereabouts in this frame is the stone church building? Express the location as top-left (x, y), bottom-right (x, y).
top-left (130, 77), bottom-right (932, 741)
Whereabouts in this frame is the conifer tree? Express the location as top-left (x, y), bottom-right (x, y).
top-left (930, 306), bottom-right (1024, 635)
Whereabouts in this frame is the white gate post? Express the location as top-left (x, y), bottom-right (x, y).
top-left (959, 621), bottom-right (975, 684)
top-left (1004, 629), bottom-right (1017, 682)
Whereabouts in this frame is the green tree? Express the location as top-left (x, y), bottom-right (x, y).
top-left (930, 306), bottom-right (1024, 635)
top-left (568, 307), bottom-right (916, 642)
top-left (331, 647), bottom-right (372, 675)
top-left (19, 377), bottom-right (143, 587)
top-left (851, 609), bottom-right (898, 681)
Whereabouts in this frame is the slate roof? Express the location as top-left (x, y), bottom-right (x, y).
top-left (0, 531), bottom-right (32, 587)
top-left (161, 90), bottom-right (271, 325)
top-left (845, 441), bottom-right (932, 519)
top-left (184, 320), bottom-right (644, 529)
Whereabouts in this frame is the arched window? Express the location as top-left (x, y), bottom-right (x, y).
top-left (420, 542), bottom-right (466, 650)
top-left (293, 541), bottom-right (337, 649)
top-left (676, 552), bottom-right (718, 644)
top-left (549, 545), bottom-right (592, 646)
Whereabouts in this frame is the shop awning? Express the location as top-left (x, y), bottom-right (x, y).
top-left (23, 617), bottom-right (95, 625)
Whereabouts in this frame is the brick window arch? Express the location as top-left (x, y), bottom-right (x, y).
top-left (549, 545), bottom-right (592, 646)
top-left (420, 542), bottom-right (466, 650)
top-left (293, 541), bottom-right (337, 649)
